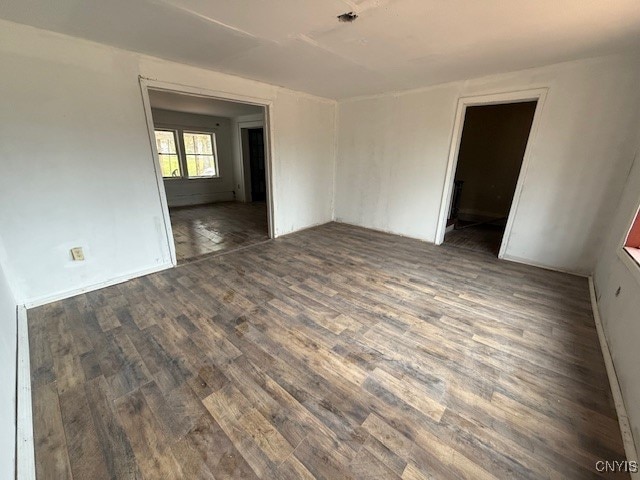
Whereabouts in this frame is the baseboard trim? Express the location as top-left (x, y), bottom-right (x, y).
top-left (166, 192), bottom-right (235, 208)
top-left (333, 221), bottom-right (590, 278)
top-left (276, 220), bottom-right (335, 239)
top-left (501, 253), bottom-right (589, 277)
top-left (16, 305), bottom-right (35, 480)
top-left (589, 277), bottom-right (639, 476)
top-left (23, 262), bottom-right (174, 309)
top-left (332, 219), bottom-right (433, 243)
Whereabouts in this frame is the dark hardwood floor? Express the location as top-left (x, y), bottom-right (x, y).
top-left (444, 223), bottom-right (505, 256)
top-left (170, 201), bottom-right (269, 263)
top-left (28, 222), bottom-right (627, 479)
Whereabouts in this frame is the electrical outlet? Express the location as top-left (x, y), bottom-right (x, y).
top-left (70, 247), bottom-right (85, 261)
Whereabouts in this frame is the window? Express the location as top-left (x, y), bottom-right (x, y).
top-left (624, 208), bottom-right (640, 265)
top-left (183, 132), bottom-right (217, 177)
top-left (154, 128), bottom-right (218, 179)
top-left (154, 130), bottom-right (181, 178)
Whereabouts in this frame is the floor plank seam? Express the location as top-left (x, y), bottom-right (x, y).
top-left (26, 223), bottom-right (628, 480)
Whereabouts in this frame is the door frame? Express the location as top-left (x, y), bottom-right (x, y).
top-left (236, 119), bottom-right (265, 203)
top-left (138, 77), bottom-right (276, 266)
top-left (435, 88), bottom-right (548, 258)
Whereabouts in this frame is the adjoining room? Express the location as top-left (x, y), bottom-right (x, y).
top-left (147, 89), bottom-right (270, 262)
top-left (444, 101), bottom-right (537, 256)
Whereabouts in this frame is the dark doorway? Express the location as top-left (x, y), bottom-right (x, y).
top-left (445, 101), bottom-right (537, 255)
top-left (248, 128), bottom-right (266, 202)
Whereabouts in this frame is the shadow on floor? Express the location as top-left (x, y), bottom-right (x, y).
top-left (444, 221), bottom-right (505, 256)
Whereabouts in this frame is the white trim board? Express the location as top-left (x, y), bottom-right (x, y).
top-left (166, 191), bottom-right (235, 208)
top-left (501, 252), bottom-right (589, 278)
top-left (434, 88), bottom-right (548, 262)
top-left (16, 305), bottom-right (35, 480)
top-left (139, 78), bottom-right (178, 267)
top-left (333, 219), bottom-right (432, 243)
top-left (589, 277), bottom-right (639, 478)
top-left (139, 77), bottom-right (277, 240)
top-left (617, 247), bottom-right (640, 288)
top-left (614, 154), bottom-right (640, 288)
top-left (23, 262), bottom-right (172, 309)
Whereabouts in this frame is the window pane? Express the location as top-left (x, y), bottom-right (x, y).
top-left (159, 154), bottom-right (181, 178)
top-left (183, 133), bottom-right (213, 155)
top-left (154, 130), bottom-right (181, 177)
top-left (186, 154), bottom-right (216, 177)
top-left (183, 132), bottom-right (217, 177)
top-left (155, 130), bottom-right (177, 154)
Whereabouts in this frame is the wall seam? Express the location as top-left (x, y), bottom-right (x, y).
top-left (331, 101), bottom-right (339, 220)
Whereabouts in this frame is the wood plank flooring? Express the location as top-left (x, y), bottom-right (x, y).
top-left (170, 201), bottom-right (268, 262)
top-left (444, 224), bottom-right (505, 256)
top-left (28, 222), bottom-right (628, 479)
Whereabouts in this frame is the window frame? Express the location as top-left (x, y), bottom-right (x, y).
top-left (617, 200), bottom-right (640, 287)
top-left (154, 124), bottom-right (220, 180)
top-left (622, 207), bottom-right (640, 262)
top-left (154, 128), bottom-right (183, 179)
top-left (181, 130), bottom-right (219, 179)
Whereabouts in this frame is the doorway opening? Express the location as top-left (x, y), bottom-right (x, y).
top-left (141, 82), bottom-right (273, 264)
top-left (240, 126), bottom-right (267, 203)
top-left (439, 97), bottom-right (539, 256)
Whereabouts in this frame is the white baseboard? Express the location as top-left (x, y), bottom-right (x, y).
top-left (332, 219), bottom-right (433, 243)
top-left (589, 277), bottom-right (639, 477)
top-left (23, 262), bottom-right (173, 309)
top-left (13, 237), bottom-right (636, 479)
top-left (500, 252), bottom-right (589, 277)
top-left (276, 220), bottom-right (335, 239)
top-left (167, 191), bottom-right (235, 208)
top-left (16, 305), bottom-right (35, 480)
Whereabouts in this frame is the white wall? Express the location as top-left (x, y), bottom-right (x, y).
top-left (271, 91), bottom-right (336, 234)
top-left (0, 263), bottom-right (16, 480)
top-left (0, 19), bottom-right (336, 305)
top-left (335, 53), bottom-right (640, 275)
top-left (594, 139), bottom-right (640, 459)
top-left (152, 108), bottom-right (236, 207)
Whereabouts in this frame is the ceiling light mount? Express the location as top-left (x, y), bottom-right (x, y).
top-left (337, 12), bottom-right (358, 23)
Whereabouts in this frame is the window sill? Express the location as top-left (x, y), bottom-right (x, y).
top-left (617, 247), bottom-right (640, 287)
top-left (162, 176), bottom-right (220, 181)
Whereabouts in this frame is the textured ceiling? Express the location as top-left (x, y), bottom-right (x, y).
top-left (1, 0), bottom-right (639, 99)
top-left (149, 90), bottom-right (263, 118)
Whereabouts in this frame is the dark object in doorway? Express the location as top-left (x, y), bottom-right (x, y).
top-left (338, 12), bottom-right (358, 22)
top-left (248, 128), bottom-right (266, 202)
